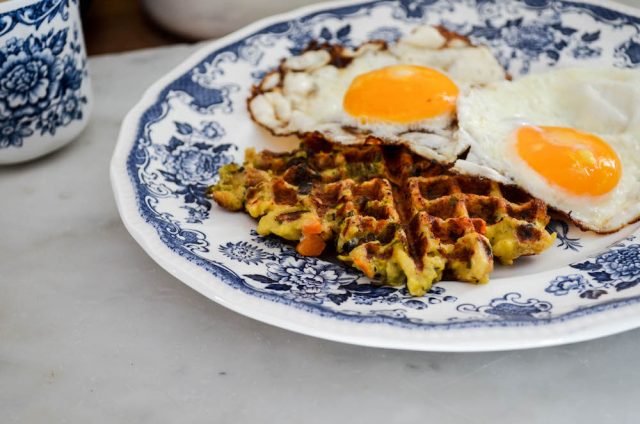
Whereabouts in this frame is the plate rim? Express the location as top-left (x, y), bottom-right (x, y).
top-left (110, 0), bottom-right (640, 351)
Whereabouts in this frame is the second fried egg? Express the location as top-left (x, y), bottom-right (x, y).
top-left (454, 67), bottom-right (640, 233)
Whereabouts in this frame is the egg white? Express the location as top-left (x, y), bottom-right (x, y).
top-left (454, 67), bottom-right (640, 233)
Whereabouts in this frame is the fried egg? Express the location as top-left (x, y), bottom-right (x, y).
top-left (454, 67), bottom-right (640, 233)
top-left (249, 25), bottom-right (507, 162)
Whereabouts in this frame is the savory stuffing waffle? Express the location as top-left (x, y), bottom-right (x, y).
top-left (209, 135), bottom-right (555, 296)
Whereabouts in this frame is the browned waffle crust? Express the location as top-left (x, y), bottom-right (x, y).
top-left (209, 135), bottom-right (555, 296)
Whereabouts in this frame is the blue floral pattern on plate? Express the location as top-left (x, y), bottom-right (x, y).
top-left (0, 0), bottom-right (88, 149)
top-left (220, 232), bottom-right (459, 309)
top-left (457, 293), bottom-right (552, 321)
top-left (113, 0), bottom-right (640, 347)
top-left (547, 244), bottom-right (640, 299)
top-left (153, 120), bottom-right (235, 223)
top-left (547, 219), bottom-right (583, 252)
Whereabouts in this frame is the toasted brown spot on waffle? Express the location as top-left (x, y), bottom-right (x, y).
top-left (276, 210), bottom-right (306, 223)
top-left (209, 136), bottom-right (555, 296)
top-left (272, 180), bottom-right (298, 205)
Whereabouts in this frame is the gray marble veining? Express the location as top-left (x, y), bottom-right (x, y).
top-left (2, 22), bottom-right (640, 423)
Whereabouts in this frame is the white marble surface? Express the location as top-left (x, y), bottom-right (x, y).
top-left (3, 36), bottom-right (640, 423)
top-left (620, 0), bottom-right (640, 7)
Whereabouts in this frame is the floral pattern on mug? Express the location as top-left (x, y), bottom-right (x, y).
top-left (0, 1), bottom-right (87, 149)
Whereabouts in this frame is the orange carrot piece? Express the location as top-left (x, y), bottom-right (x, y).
top-left (353, 257), bottom-right (374, 278)
top-left (296, 234), bottom-right (326, 256)
top-left (302, 219), bottom-right (323, 235)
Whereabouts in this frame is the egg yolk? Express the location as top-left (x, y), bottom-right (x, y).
top-left (515, 126), bottom-right (621, 196)
top-left (343, 65), bottom-right (459, 124)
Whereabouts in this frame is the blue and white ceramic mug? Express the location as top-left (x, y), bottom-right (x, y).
top-left (0, 0), bottom-right (91, 165)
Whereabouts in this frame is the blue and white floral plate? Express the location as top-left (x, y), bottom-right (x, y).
top-left (111, 0), bottom-right (640, 351)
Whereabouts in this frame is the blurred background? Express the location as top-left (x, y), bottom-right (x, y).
top-left (83, 0), bottom-right (180, 55)
top-left (81, 0), bottom-right (640, 55)
top-left (83, 0), bottom-right (321, 55)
